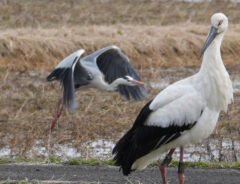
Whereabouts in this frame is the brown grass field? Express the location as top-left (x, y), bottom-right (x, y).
top-left (1, 24), bottom-right (240, 71)
top-left (0, 0), bottom-right (240, 161)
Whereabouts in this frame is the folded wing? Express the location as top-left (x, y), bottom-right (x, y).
top-left (113, 85), bottom-right (205, 175)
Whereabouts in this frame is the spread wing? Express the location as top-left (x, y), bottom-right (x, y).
top-left (82, 46), bottom-right (148, 101)
top-left (46, 49), bottom-right (89, 111)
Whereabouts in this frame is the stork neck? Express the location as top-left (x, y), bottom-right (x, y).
top-left (196, 32), bottom-right (233, 112)
top-left (200, 33), bottom-right (224, 73)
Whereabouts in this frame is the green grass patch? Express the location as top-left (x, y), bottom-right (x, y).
top-left (0, 157), bottom-right (115, 166)
top-left (64, 158), bottom-right (115, 166)
top-left (0, 157), bottom-right (45, 164)
top-left (169, 160), bottom-right (240, 169)
top-left (0, 156), bottom-right (62, 164)
top-left (0, 157), bottom-right (239, 169)
top-left (0, 179), bottom-right (41, 184)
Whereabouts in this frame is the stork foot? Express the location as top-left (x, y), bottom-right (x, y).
top-left (159, 165), bottom-right (168, 184)
top-left (178, 147), bottom-right (185, 184)
top-left (159, 148), bottom-right (175, 184)
top-left (178, 173), bottom-right (185, 184)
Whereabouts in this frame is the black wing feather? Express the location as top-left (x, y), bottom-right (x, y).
top-left (96, 48), bottom-right (148, 101)
top-left (46, 68), bottom-right (68, 82)
top-left (113, 100), bottom-right (200, 176)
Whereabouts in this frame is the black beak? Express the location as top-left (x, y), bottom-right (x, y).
top-left (200, 26), bottom-right (218, 58)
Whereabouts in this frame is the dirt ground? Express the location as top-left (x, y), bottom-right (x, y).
top-left (0, 164), bottom-right (240, 184)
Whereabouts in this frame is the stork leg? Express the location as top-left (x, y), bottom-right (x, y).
top-left (159, 148), bottom-right (176, 184)
top-left (50, 98), bottom-right (64, 132)
top-left (178, 147), bottom-right (185, 184)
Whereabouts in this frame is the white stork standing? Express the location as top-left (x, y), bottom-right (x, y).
top-left (47, 46), bottom-right (148, 131)
top-left (112, 13), bottom-right (233, 184)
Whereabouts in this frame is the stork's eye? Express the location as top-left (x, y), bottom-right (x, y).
top-left (218, 20), bottom-right (223, 26)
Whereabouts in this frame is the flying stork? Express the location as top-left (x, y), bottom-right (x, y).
top-left (112, 13), bottom-right (233, 184)
top-left (47, 46), bottom-right (148, 131)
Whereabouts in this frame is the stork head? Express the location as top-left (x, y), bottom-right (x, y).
top-left (200, 13), bottom-right (228, 57)
top-left (122, 76), bottom-right (144, 86)
top-left (211, 13), bottom-right (228, 34)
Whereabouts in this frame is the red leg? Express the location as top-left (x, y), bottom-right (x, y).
top-left (159, 148), bottom-right (175, 184)
top-left (178, 147), bottom-right (185, 184)
top-left (50, 98), bottom-right (64, 133)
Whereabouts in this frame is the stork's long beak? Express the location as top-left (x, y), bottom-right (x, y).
top-left (200, 26), bottom-right (218, 58)
top-left (131, 79), bottom-right (144, 85)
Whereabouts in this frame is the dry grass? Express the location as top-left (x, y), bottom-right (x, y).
top-left (0, 69), bottom-right (148, 157)
top-left (0, 0), bottom-right (240, 28)
top-left (0, 0), bottom-right (240, 70)
top-left (0, 68), bottom-right (240, 159)
top-left (0, 24), bottom-right (240, 71)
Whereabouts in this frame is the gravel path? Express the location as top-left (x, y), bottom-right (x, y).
top-left (0, 164), bottom-right (240, 184)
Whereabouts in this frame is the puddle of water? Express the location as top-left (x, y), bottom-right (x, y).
top-left (84, 139), bottom-right (115, 159)
top-left (0, 138), bottom-right (239, 162)
top-left (0, 147), bottom-right (11, 157)
top-left (0, 143), bottom-right (81, 160)
top-left (54, 144), bottom-right (82, 158)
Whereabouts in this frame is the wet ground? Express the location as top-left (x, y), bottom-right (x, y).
top-left (0, 67), bottom-right (240, 162)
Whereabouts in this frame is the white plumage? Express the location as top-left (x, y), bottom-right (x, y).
top-left (133, 12), bottom-right (233, 169)
top-left (113, 13), bottom-right (233, 184)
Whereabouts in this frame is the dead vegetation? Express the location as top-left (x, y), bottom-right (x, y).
top-left (0, 68), bottom-right (240, 161)
top-left (0, 24), bottom-right (240, 71)
top-left (0, 0), bottom-right (240, 70)
top-left (0, 0), bottom-right (240, 28)
top-left (0, 69), bottom-right (148, 157)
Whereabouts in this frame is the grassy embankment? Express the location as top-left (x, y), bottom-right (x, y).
top-left (0, 157), bottom-right (240, 169)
